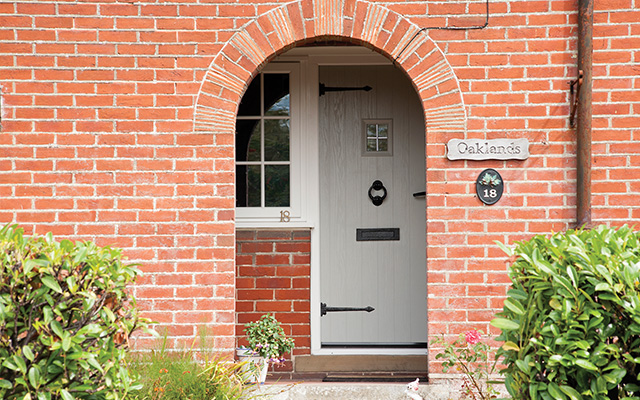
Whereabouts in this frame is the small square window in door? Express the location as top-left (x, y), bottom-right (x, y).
top-left (363, 119), bottom-right (392, 156)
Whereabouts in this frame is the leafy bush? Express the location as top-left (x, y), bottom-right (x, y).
top-left (492, 225), bottom-right (640, 400)
top-left (0, 225), bottom-right (149, 400)
top-left (128, 334), bottom-right (249, 400)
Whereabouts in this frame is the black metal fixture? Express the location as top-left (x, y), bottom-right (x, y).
top-left (356, 228), bottom-right (399, 241)
top-left (394, 0), bottom-right (490, 62)
top-left (368, 180), bottom-right (387, 206)
top-left (569, 70), bottom-right (583, 128)
top-left (412, 191), bottom-right (426, 198)
top-left (320, 302), bottom-right (375, 317)
top-left (319, 83), bottom-right (372, 96)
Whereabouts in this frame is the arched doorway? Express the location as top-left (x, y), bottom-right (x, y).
top-left (235, 46), bottom-right (428, 379)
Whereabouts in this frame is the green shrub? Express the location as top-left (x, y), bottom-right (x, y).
top-left (0, 225), bottom-right (149, 400)
top-left (492, 225), bottom-right (640, 400)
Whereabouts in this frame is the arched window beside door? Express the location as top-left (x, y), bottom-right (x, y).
top-left (235, 63), bottom-right (310, 228)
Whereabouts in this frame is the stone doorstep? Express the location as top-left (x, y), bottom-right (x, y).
top-left (267, 354), bottom-right (429, 382)
top-left (293, 355), bottom-right (429, 373)
top-left (245, 381), bottom-right (464, 400)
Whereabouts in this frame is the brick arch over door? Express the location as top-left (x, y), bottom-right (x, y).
top-left (193, 0), bottom-right (466, 136)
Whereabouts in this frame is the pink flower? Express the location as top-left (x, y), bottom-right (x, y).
top-left (465, 330), bottom-right (481, 345)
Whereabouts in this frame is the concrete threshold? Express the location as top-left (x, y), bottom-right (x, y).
top-left (244, 380), bottom-right (465, 400)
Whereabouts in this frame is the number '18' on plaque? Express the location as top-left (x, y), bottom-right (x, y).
top-left (476, 168), bottom-right (504, 205)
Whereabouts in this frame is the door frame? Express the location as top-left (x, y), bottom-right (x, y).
top-left (275, 47), bottom-right (427, 355)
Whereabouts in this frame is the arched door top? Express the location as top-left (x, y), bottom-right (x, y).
top-left (194, 0), bottom-right (466, 138)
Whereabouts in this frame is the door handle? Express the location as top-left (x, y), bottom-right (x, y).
top-left (412, 191), bottom-right (426, 198)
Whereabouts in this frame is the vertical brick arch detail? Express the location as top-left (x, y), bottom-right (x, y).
top-left (194, 0), bottom-right (467, 137)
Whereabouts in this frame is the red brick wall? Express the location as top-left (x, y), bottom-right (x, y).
top-left (236, 229), bottom-right (311, 371)
top-left (1, 0), bottom-right (639, 375)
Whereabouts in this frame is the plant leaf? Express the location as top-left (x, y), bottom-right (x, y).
top-left (495, 241), bottom-right (513, 256)
top-left (60, 390), bottom-right (75, 400)
top-left (22, 346), bottom-right (34, 362)
top-left (41, 275), bottom-right (62, 294)
top-left (50, 320), bottom-right (63, 338)
top-left (575, 359), bottom-right (598, 371)
top-left (62, 334), bottom-right (71, 352)
top-left (504, 298), bottom-right (525, 315)
top-left (502, 341), bottom-right (520, 351)
top-left (14, 355), bottom-right (27, 374)
top-left (547, 382), bottom-right (567, 400)
top-left (559, 385), bottom-right (583, 400)
top-left (491, 317), bottom-right (520, 331)
top-left (28, 366), bottom-right (41, 389)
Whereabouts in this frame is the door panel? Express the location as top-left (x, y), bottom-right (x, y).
top-left (319, 65), bottom-right (427, 349)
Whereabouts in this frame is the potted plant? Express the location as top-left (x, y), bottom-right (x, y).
top-left (238, 313), bottom-right (295, 383)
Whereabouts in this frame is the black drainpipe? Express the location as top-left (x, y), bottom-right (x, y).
top-left (576, 0), bottom-right (593, 228)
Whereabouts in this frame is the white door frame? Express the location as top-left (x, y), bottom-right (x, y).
top-left (275, 47), bottom-right (427, 355)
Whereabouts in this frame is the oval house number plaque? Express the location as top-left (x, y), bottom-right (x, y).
top-left (476, 169), bottom-right (504, 205)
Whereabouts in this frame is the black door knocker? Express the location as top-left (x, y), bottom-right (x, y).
top-left (368, 180), bottom-right (387, 206)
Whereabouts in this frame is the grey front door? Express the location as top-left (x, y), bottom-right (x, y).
top-left (318, 65), bottom-right (428, 352)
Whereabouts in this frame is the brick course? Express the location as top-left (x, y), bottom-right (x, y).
top-left (1, 0), bottom-right (639, 376)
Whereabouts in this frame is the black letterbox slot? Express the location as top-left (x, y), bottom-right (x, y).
top-left (356, 228), bottom-right (400, 241)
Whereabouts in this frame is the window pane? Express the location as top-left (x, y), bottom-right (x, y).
top-left (367, 139), bottom-right (377, 152)
top-left (236, 165), bottom-right (262, 207)
top-left (235, 120), bottom-right (261, 161)
top-left (378, 138), bottom-right (388, 152)
top-left (264, 74), bottom-right (289, 116)
top-left (247, 122), bottom-right (261, 162)
top-left (247, 165), bottom-right (261, 207)
top-left (378, 123), bottom-right (388, 137)
top-left (236, 165), bottom-right (247, 207)
top-left (237, 76), bottom-right (261, 116)
top-left (265, 165), bottom-right (289, 207)
top-left (367, 124), bottom-right (377, 138)
top-left (264, 119), bottom-right (289, 161)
